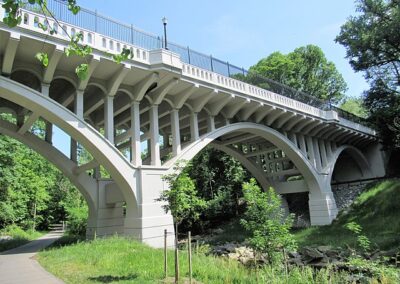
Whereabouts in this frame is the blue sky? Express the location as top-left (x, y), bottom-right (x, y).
top-left (77, 0), bottom-right (368, 98)
top-left (53, 0), bottom-right (368, 156)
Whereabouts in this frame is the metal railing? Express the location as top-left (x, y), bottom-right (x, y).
top-left (13, 0), bottom-right (368, 126)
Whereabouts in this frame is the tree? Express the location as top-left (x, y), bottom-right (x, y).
top-left (159, 162), bottom-right (206, 229)
top-left (240, 179), bottom-right (297, 264)
top-left (336, 0), bottom-right (400, 149)
top-left (248, 45), bottom-right (347, 103)
top-left (340, 97), bottom-right (367, 118)
top-left (158, 162), bottom-right (206, 283)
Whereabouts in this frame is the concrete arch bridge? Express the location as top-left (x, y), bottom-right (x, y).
top-left (0, 4), bottom-right (386, 247)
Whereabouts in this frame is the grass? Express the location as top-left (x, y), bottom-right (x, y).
top-left (294, 179), bottom-right (400, 250)
top-left (0, 224), bottom-right (45, 252)
top-left (36, 179), bottom-right (400, 283)
top-left (38, 236), bottom-right (356, 284)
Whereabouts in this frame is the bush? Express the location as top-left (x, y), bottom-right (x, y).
top-left (65, 206), bottom-right (87, 236)
top-left (241, 178), bottom-right (297, 264)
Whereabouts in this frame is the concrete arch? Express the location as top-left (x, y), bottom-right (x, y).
top-left (165, 122), bottom-right (322, 194)
top-left (53, 73), bottom-right (78, 89)
top-left (87, 81), bottom-right (107, 94)
top-left (0, 76), bottom-right (138, 215)
top-left (327, 145), bottom-right (373, 183)
top-left (12, 65), bottom-right (43, 83)
top-left (116, 88), bottom-right (134, 100)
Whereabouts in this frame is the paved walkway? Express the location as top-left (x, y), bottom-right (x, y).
top-left (0, 231), bottom-right (64, 284)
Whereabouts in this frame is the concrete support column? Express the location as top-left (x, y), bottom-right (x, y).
top-left (313, 138), bottom-right (322, 171)
top-left (149, 105), bottom-right (161, 166)
top-left (75, 90), bottom-right (84, 119)
top-left (70, 90), bottom-right (85, 163)
top-left (41, 83), bottom-right (50, 97)
top-left (42, 83), bottom-right (52, 144)
top-left (190, 112), bottom-right (199, 141)
top-left (305, 136), bottom-right (316, 168)
top-left (225, 118), bottom-right (231, 125)
top-left (207, 115), bottom-right (215, 132)
top-left (130, 101), bottom-right (141, 166)
top-left (104, 95), bottom-right (114, 144)
top-left (289, 132), bottom-right (297, 147)
top-left (319, 139), bottom-right (328, 168)
top-left (325, 140), bottom-right (333, 160)
top-left (309, 187), bottom-right (338, 225)
top-left (124, 168), bottom-right (175, 248)
top-left (298, 134), bottom-right (307, 156)
top-left (170, 109), bottom-right (181, 156)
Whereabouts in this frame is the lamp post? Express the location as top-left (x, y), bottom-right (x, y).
top-left (162, 17), bottom-right (168, 50)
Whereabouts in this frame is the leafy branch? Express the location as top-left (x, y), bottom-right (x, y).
top-left (2, 0), bottom-right (133, 80)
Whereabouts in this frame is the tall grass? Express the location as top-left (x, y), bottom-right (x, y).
top-left (0, 224), bottom-right (44, 252)
top-left (38, 236), bottom-right (354, 284)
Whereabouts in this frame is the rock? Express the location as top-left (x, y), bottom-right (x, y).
top-left (301, 247), bottom-right (324, 260)
top-left (317, 245), bottom-right (332, 253)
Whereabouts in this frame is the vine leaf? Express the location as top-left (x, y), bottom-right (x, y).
top-left (35, 52), bottom-right (49, 67)
top-left (75, 63), bottom-right (88, 81)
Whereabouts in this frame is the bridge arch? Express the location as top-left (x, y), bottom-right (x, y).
top-left (0, 76), bottom-right (138, 216)
top-left (328, 145), bottom-right (372, 183)
top-left (165, 122), bottom-right (322, 195)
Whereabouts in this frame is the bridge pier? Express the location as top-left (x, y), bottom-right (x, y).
top-left (123, 168), bottom-right (175, 248)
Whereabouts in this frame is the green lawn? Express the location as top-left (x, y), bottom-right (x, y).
top-left (0, 225), bottom-right (45, 252)
top-left (294, 179), bottom-right (400, 250)
top-left (38, 236), bottom-right (355, 284)
top-left (36, 179), bottom-right (400, 283)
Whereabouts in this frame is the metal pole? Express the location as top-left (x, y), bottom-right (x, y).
top-left (163, 23), bottom-right (168, 50)
top-left (187, 47), bottom-right (191, 64)
top-left (227, 61), bottom-right (231, 77)
top-left (210, 55), bottom-right (214, 72)
top-left (164, 229), bottom-right (168, 279)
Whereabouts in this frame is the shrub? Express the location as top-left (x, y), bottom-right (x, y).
top-left (241, 178), bottom-right (297, 264)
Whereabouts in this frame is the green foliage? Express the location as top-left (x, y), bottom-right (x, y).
top-left (159, 162), bottom-right (206, 226)
top-left (295, 180), bottom-right (400, 250)
top-left (340, 97), bottom-right (367, 118)
top-left (188, 147), bottom-right (249, 228)
top-left (0, 224), bottom-right (44, 252)
top-left (247, 45), bottom-right (347, 103)
top-left (345, 221), bottom-right (371, 252)
top-left (240, 178), bottom-right (297, 263)
top-left (37, 236), bottom-right (394, 283)
top-left (35, 52), bottom-right (49, 67)
top-left (336, 0), bottom-right (400, 149)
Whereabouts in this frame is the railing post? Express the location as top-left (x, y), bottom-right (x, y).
top-left (94, 9), bottom-right (98, 32)
top-left (227, 61), bottom-right (231, 77)
top-left (130, 24), bottom-right (134, 44)
top-left (242, 67), bottom-right (245, 76)
top-left (210, 55), bottom-right (214, 72)
top-left (187, 46), bottom-right (191, 64)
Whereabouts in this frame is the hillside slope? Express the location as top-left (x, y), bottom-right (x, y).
top-left (295, 179), bottom-right (400, 249)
